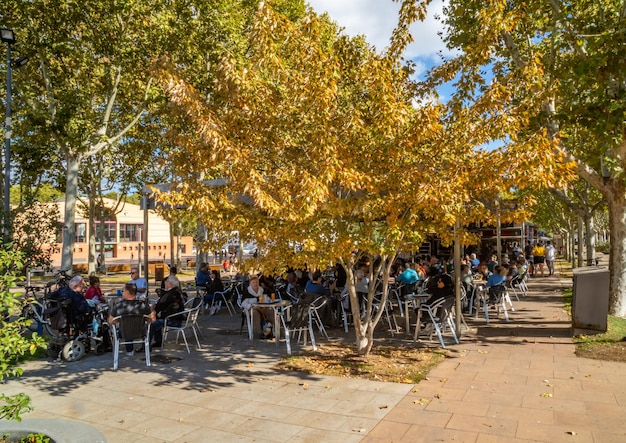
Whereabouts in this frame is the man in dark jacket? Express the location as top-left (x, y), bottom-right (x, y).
top-left (150, 276), bottom-right (185, 347)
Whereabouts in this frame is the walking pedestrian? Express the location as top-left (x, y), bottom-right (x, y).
top-left (545, 241), bottom-right (556, 276)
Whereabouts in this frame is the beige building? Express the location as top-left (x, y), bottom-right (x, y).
top-left (47, 198), bottom-right (193, 266)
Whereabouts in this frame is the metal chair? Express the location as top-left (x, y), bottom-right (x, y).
top-left (483, 284), bottom-right (511, 323)
top-left (111, 314), bottom-right (151, 370)
top-left (413, 296), bottom-right (459, 348)
top-left (162, 300), bottom-right (202, 353)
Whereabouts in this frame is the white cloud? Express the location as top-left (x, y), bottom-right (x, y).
top-left (307, 0), bottom-right (449, 59)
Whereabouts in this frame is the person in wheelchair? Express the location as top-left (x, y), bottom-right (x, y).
top-left (57, 275), bottom-right (93, 333)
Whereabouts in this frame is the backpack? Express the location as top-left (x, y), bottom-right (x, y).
top-left (45, 304), bottom-right (67, 331)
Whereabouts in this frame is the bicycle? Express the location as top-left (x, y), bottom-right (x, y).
top-left (20, 285), bottom-right (59, 337)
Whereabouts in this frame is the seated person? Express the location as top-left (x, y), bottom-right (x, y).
top-left (195, 262), bottom-right (211, 287)
top-left (241, 276), bottom-right (274, 338)
top-left (476, 263), bottom-right (492, 281)
top-left (396, 263), bottom-right (419, 296)
top-left (486, 265), bottom-right (508, 287)
top-left (108, 283), bottom-right (155, 355)
top-left (486, 255), bottom-right (498, 273)
top-left (285, 271), bottom-right (304, 302)
top-left (161, 265), bottom-right (178, 289)
top-left (203, 270), bottom-right (225, 313)
top-left (460, 264), bottom-right (473, 295)
top-left (304, 270), bottom-right (332, 296)
top-left (58, 275), bottom-right (93, 331)
top-left (85, 275), bottom-right (106, 305)
top-left (469, 253), bottom-right (480, 270)
top-left (425, 272), bottom-right (454, 303)
top-left (129, 268), bottom-right (148, 300)
top-left (150, 276), bottom-right (185, 348)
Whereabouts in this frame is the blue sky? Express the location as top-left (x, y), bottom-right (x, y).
top-left (306, 0), bottom-right (450, 82)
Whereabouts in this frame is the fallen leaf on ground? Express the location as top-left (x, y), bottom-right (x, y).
top-left (540, 393), bottom-right (553, 398)
top-left (378, 405), bottom-right (388, 409)
top-left (199, 389), bottom-right (214, 393)
top-left (412, 388), bottom-right (420, 393)
top-left (247, 362), bottom-right (254, 367)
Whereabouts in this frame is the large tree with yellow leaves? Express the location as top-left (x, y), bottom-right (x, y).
top-left (156, 0), bottom-right (537, 354)
top-left (428, 0), bottom-right (625, 316)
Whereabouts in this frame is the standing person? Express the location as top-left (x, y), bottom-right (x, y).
top-left (108, 283), bottom-right (155, 356)
top-left (532, 241), bottom-right (547, 277)
top-left (129, 267), bottom-right (148, 300)
top-left (545, 241), bottom-right (556, 276)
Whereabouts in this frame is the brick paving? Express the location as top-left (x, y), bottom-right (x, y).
top-left (3, 263), bottom-right (626, 442)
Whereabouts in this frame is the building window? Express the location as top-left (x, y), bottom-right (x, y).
top-left (94, 221), bottom-right (117, 243)
top-left (119, 224), bottom-right (143, 242)
top-left (75, 223), bottom-right (86, 243)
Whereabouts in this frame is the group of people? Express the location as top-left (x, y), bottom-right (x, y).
top-left (50, 264), bottom-right (189, 357)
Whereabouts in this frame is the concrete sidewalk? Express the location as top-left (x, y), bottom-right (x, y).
top-left (3, 268), bottom-right (626, 442)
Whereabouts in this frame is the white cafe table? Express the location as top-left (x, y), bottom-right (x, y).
top-left (403, 293), bottom-right (431, 335)
top-left (248, 299), bottom-right (292, 346)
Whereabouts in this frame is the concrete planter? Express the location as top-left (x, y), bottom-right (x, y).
top-left (0, 419), bottom-right (106, 443)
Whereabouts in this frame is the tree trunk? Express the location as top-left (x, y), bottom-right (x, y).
top-left (607, 188), bottom-right (626, 317)
top-left (584, 214), bottom-right (595, 266)
top-left (87, 195), bottom-right (96, 275)
top-left (569, 217), bottom-right (576, 267)
top-left (61, 155), bottom-right (80, 272)
top-left (577, 215), bottom-right (584, 267)
top-left (343, 255), bottom-right (391, 356)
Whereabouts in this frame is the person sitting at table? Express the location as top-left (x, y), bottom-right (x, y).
top-left (476, 263), bottom-right (492, 281)
top-left (203, 269), bottom-right (225, 314)
top-left (85, 275), bottom-right (106, 305)
top-left (396, 263), bottom-right (419, 296)
top-left (161, 265), bottom-right (178, 289)
top-left (305, 270), bottom-right (332, 296)
top-left (460, 264), bottom-right (473, 295)
top-left (469, 253), bottom-right (480, 270)
top-left (486, 265), bottom-right (508, 288)
top-left (241, 275), bottom-right (275, 338)
top-left (108, 283), bottom-right (155, 355)
top-left (286, 271), bottom-right (304, 302)
top-left (150, 276), bottom-right (185, 348)
top-left (129, 267), bottom-right (148, 300)
top-left (486, 255), bottom-right (498, 273)
top-left (196, 262), bottom-right (211, 287)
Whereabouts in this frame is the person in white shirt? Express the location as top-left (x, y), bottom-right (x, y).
top-left (545, 241), bottom-right (557, 276)
top-left (129, 267), bottom-right (148, 300)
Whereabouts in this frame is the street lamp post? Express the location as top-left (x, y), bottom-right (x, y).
top-left (1, 28), bottom-right (16, 242)
top-left (1, 28), bottom-right (27, 242)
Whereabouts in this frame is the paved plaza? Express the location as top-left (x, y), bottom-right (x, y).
top-left (3, 268), bottom-right (626, 442)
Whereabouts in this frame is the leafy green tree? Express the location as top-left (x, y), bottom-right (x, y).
top-left (154, 1), bottom-right (507, 355)
top-left (0, 250), bottom-right (46, 421)
top-left (427, 0), bottom-right (626, 315)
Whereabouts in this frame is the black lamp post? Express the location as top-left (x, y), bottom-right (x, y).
top-left (1, 28), bottom-right (28, 242)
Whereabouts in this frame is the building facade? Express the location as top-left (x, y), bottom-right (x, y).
top-left (48, 198), bottom-right (193, 266)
